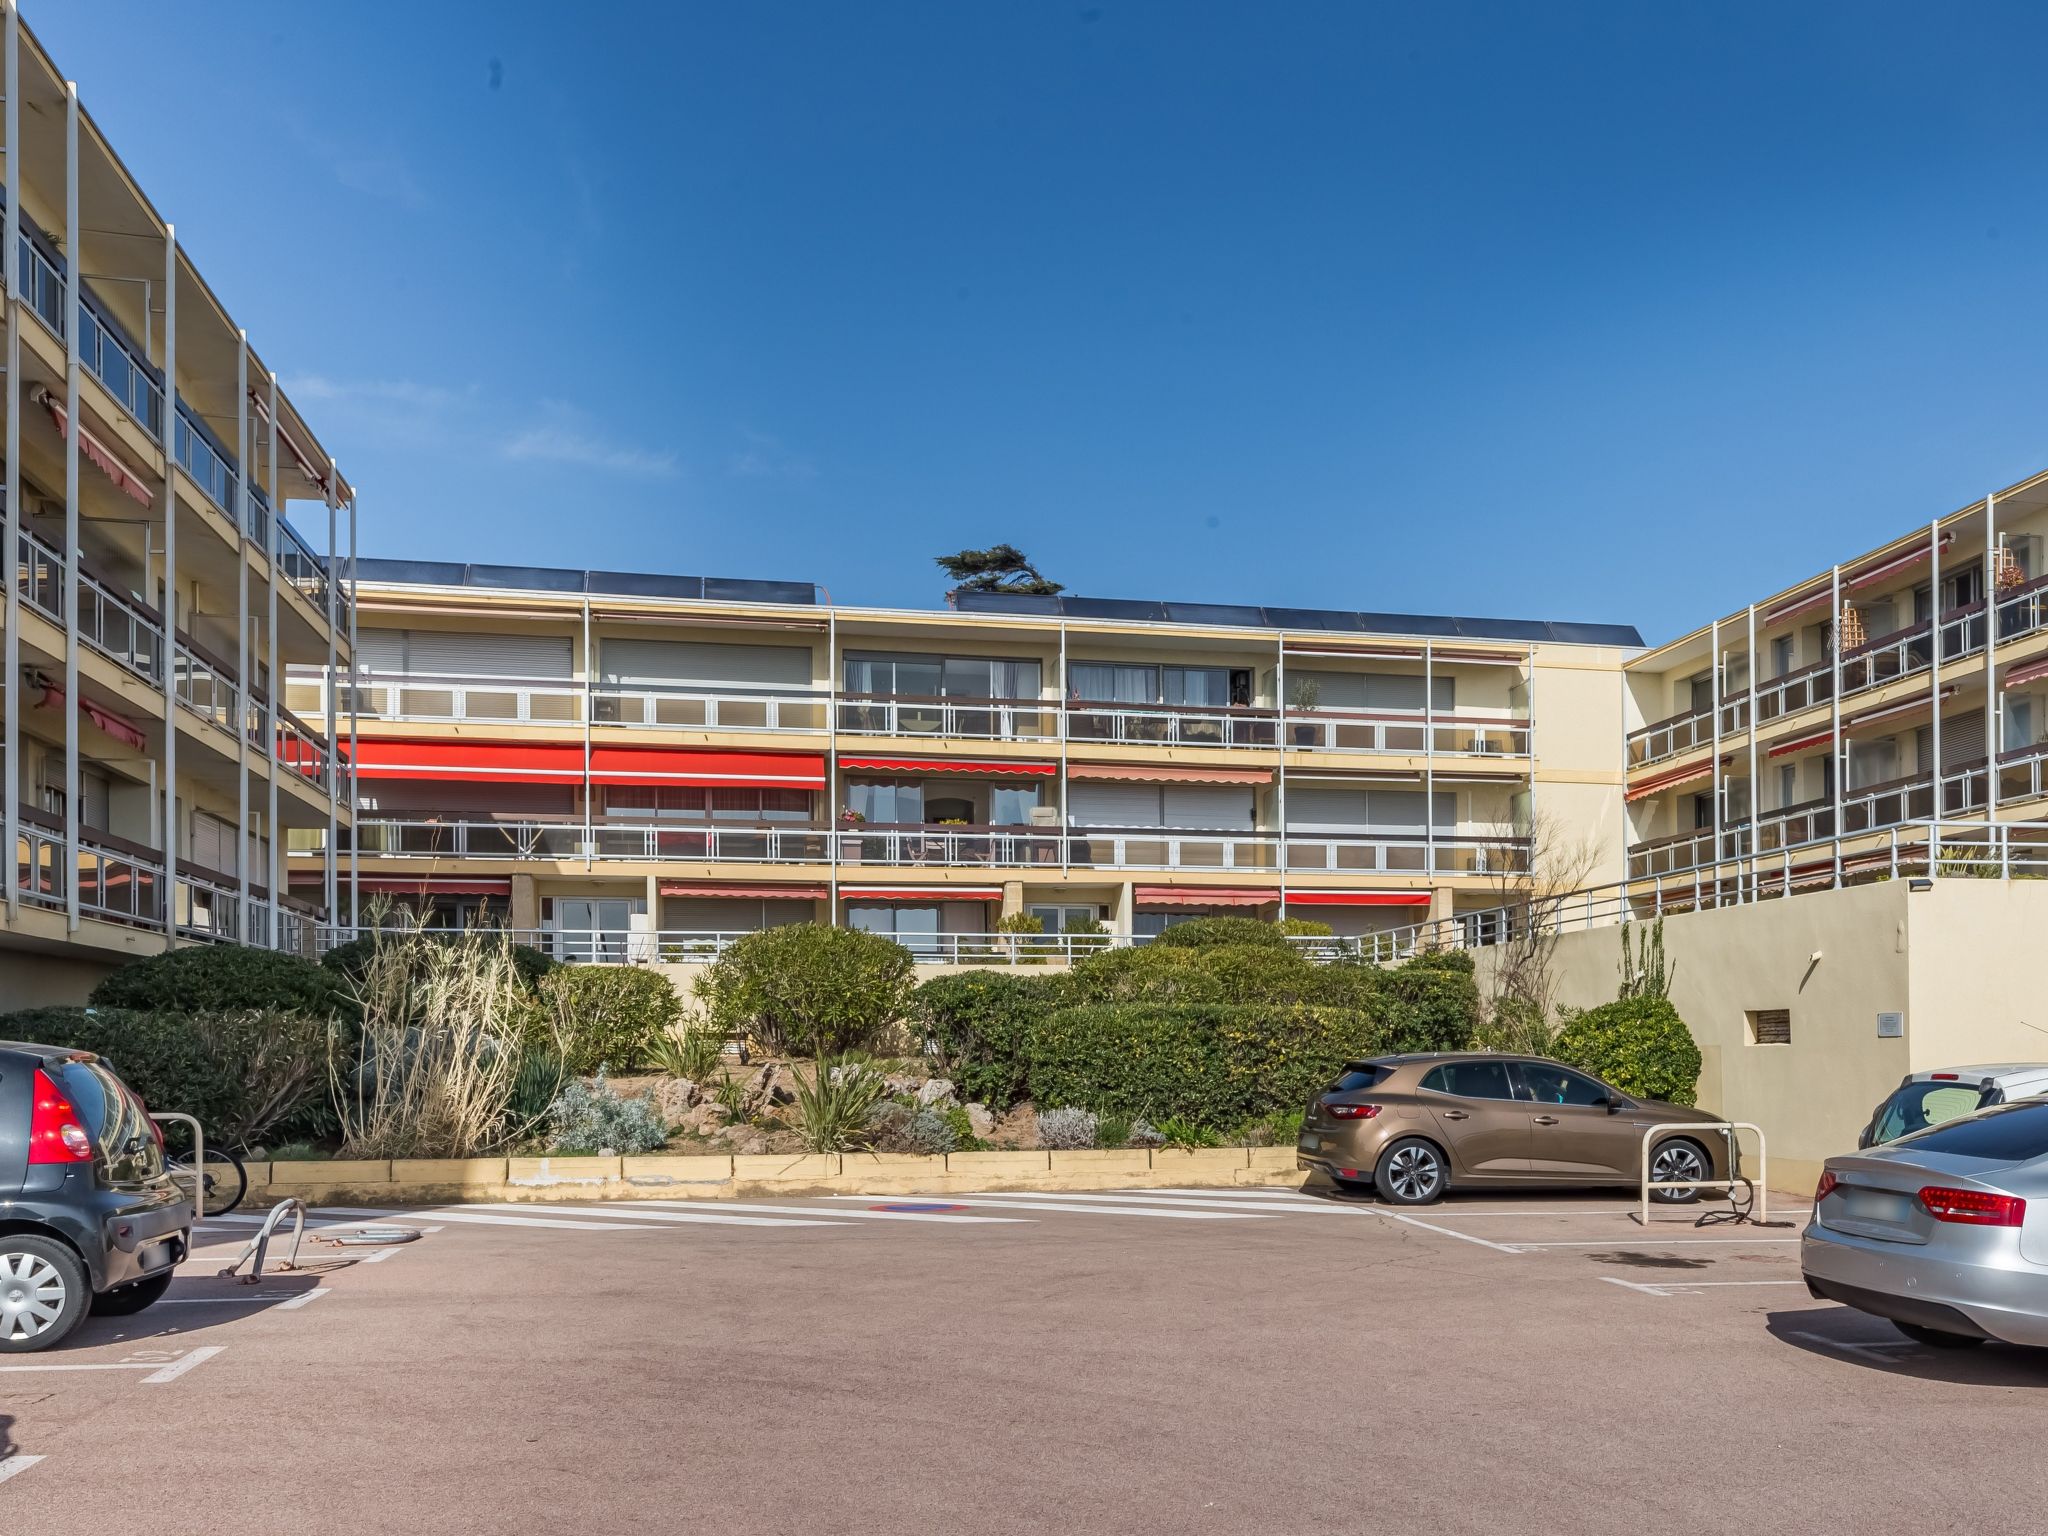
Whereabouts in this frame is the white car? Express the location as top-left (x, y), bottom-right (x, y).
top-left (1858, 1064), bottom-right (2048, 1149)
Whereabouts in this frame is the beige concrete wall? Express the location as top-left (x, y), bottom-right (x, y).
top-left (1529, 646), bottom-right (1630, 887)
top-left (1901, 879), bottom-right (2048, 1071)
top-left (0, 946), bottom-right (125, 1009)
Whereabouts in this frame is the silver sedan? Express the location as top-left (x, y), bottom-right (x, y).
top-left (1801, 1097), bottom-right (2048, 1349)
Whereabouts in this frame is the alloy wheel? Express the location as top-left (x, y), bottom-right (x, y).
top-left (0, 1252), bottom-right (68, 1343)
top-left (1651, 1142), bottom-right (1706, 1190)
top-left (1387, 1144), bottom-right (1443, 1201)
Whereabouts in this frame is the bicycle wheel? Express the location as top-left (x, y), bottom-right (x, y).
top-left (168, 1148), bottom-right (247, 1218)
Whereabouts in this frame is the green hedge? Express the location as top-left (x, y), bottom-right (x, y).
top-left (912, 972), bottom-right (1060, 1107)
top-left (1149, 917), bottom-right (1293, 951)
top-left (322, 933), bottom-right (557, 993)
top-left (1553, 995), bottom-right (1702, 1106)
top-left (694, 923), bottom-right (916, 1057)
top-left (541, 966), bottom-right (683, 1074)
top-left (90, 945), bottom-right (345, 1018)
top-left (1028, 1002), bottom-right (1384, 1128)
top-left (1367, 949), bottom-right (1481, 1053)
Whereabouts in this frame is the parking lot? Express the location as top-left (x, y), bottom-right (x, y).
top-left (7, 1182), bottom-right (2045, 1534)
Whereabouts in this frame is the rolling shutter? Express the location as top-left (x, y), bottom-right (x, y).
top-left (354, 629), bottom-right (572, 679)
top-left (1069, 783), bottom-right (1163, 828)
top-left (1163, 784), bottom-right (1254, 830)
top-left (1286, 786), bottom-right (1368, 833)
top-left (600, 639), bottom-right (812, 691)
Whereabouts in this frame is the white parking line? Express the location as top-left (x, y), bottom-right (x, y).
top-left (1787, 1329), bottom-right (1919, 1361)
top-left (629, 1201), bottom-right (1027, 1224)
top-left (1502, 1237), bottom-right (1802, 1248)
top-left (825, 1195), bottom-right (1276, 1221)
top-left (0, 1455), bottom-right (45, 1484)
top-left (1602, 1275), bottom-right (1808, 1298)
top-left (1375, 1210), bottom-right (1526, 1253)
top-left (448, 1202), bottom-right (843, 1228)
top-left (960, 1191), bottom-right (1366, 1216)
top-left (158, 1290), bottom-right (320, 1305)
top-left (141, 1346), bottom-right (224, 1383)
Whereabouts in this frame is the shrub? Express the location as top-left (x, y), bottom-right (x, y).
top-left (323, 934), bottom-right (557, 993)
top-left (1553, 995), bottom-right (1703, 1106)
top-left (1473, 995), bottom-right (1554, 1055)
top-left (646, 1022), bottom-right (729, 1081)
top-left (1127, 1118), bottom-right (1165, 1149)
top-left (1027, 1002), bottom-right (1383, 1130)
top-left (1095, 1114), bottom-right (1133, 1149)
top-left (1034, 1106), bottom-right (1099, 1150)
top-left (866, 1101), bottom-right (960, 1156)
top-left (1064, 945), bottom-right (1225, 1005)
top-left (1, 1005), bottom-right (328, 1150)
top-left (695, 924), bottom-right (915, 1058)
top-left (91, 945), bottom-right (343, 1018)
top-left (508, 1045), bottom-right (568, 1130)
top-left (1277, 917), bottom-right (1334, 938)
top-left (541, 966), bottom-right (683, 1074)
top-left (794, 1056), bottom-right (890, 1151)
top-left (1155, 1116), bottom-right (1222, 1149)
top-left (1370, 949), bottom-right (1480, 1053)
top-left (912, 972), bottom-right (1061, 1107)
top-left (547, 1071), bottom-right (670, 1155)
top-left (1149, 917), bottom-right (1292, 951)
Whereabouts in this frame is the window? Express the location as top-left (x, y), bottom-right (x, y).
top-left (1771, 636), bottom-right (1795, 678)
top-left (1513, 1063), bottom-right (1610, 1106)
top-left (1748, 1008), bottom-right (1791, 1045)
top-left (1686, 674), bottom-right (1713, 713)
top-left (1868, 1082), bottom-right (1987, 1145)
top-left (990, 785), bottom-right (1042, 824)
top-left (604, 786), bottom-right (808, 822)
top-left (2005, 699), bottom-right (2035, 753)
top-left (1069, 662), bottom-right (1233, 707)
top-left (1778, 764), bottom-right (1799, 810)
top-left (1895, 1100), bottom-right (2048, 1161)
top-left (1328, 1064), bottom-right (1392, 1093)
top-left (1027, 902), bottom-right (1103, 933)
top-left (1418, 1060), bottom-right (1514, 1100)
top-left (192, 810), bottom-right (237, 875)
top-left (845, 652), bottom-right (1041, 700)
top-left (847, 904), bottom-right (945, 953)
top-left (846, 780), bottom-right (923, 825)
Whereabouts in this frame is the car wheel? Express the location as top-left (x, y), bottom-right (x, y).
top-left (0, 1235), bottom-right (89, 1353)
top-left (90, 1270), bottom-right (175, 1318)
top-left (1896, 1321), bottom-right (1986, 1350)
top-left (1647, 1138), bottom-right (1710, 1203)
top-left (1374, 1138), bottom-right (1448, 1205)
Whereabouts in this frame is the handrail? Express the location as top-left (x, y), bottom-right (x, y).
top-left (1636, 1121), bottom-right (1765, 1227)
top-left (150, 1113), bottom-right (206, 1220)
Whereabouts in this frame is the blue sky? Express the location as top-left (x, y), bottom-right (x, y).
top-left (40, 2), bottom-right (2048, 641)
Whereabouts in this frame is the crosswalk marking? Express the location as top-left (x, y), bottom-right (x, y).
top-left (958, 1190), bottom-right (1366, 1216)
top-left (627, 1200), bottom-right (1026, 1225)
top-left (824, 1195), bottom-right (1276, 1220)
top-left (446, 1202), bottom-right (841, 1228)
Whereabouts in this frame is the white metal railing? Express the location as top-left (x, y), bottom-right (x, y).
top-left (15, 530), bottom-right (166, 684)
top-left (1062, 702), bottom-right (1278, 750)
top-left (1282, 712), bottom-right (1533, 757)
top-left (175, 871), bottom-right (243, 942)
top-left (1282, 833), bottom-right (1527, 877)
top-left (273, 709), bottom-right (330, 791)
top-left (837, 695), bottom-right (1058, 741)
top-left (14, 822), bottom-right (64, 910)
top-left (75, 837), bottom-right (164, 927)
top-left (594, 686), bottom-right (828, 732)
top-left (174, 643), bottom-right (239, 733)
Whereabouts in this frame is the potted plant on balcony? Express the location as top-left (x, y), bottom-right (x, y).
top-left (1287, 676), bottom-right (1322, 747)
top-left (838, 807), bottom-right (866, 864)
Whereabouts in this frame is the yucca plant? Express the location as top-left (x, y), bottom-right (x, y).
top-left (647, 1022), bottom-right (729, 1081)
top-left (792, 1055), bottom-right (889, 1152)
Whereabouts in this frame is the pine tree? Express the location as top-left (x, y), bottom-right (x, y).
top-left (934, 544), bottom-right (1064, 596)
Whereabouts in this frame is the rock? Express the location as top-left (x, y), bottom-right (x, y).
top-left (915, 1077), bottom-right (957, 1108)
top-left (652, 1078), bottom-right (702, 1121)
top-left (883, 1073), bottom-right (923, 1097)
top-left (725, 1129), bottom-right (769, 1156)
top-left (964, 1103), bottom-right (997, 1140)
top-left (680, 1102), bottom-right (729, 1135)
top-left (740, 1064), bottom-right (798, 1118)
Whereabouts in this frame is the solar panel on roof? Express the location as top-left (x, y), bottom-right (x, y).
top-left (1455, 617), bottom-right (1551, 642)
top-left (1548, 621), bottom-right (1646, 646)
top-left (1163, 601), bottom-right (1265, 626)
top-left (588, 570), bottom-right (707, 600)
top-left (356, 558), bottom-right (467, 586)
top-left (706, 577), bottom-right (817, 604)
top-left (466, 563), bottom-right (585, 593)
top-left (1061, 597), bottom-right (1168, 622)
top-left (1354, 612), bottom-right (1462, 637)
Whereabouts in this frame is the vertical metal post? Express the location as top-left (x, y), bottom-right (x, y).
top-left (322, 467), bottom-right (337, 923)
top-left (264, 371), bottom-right (279, 947)
top-left (346, 491), bottom-right (358, 930)
top-left (1985, 494), bottom-right (2001, 844)
top-left (61, 83), bottom-right (79, 930)
top-left (1830, 564), bottom-right (1842, 888)
top-left (1275, 633), bottom-right (1287, 915)
top-left (1057, 620), bottom-right (1068, 877)
top-left (234, 332), bottom-right (250, 935)
top-left (826, 605), bottom-right (838, 923)
top-left (1745, 605), bottom-right (1758, 903)
top-left (2, 0), bottom-right (19, 922)
top-left (580, 593), bottom-right (592, 873)
top-left (1709, 620), bottom-right (1721, 895)
top-left (1423, 642), bottom-right (1435, 878)
top-left (1929, 521), bottom-right (1942, 865)
top-left (160, 226), bottom-right (177, 945)
top-left (1523, 642), bottom-right (1536, 863)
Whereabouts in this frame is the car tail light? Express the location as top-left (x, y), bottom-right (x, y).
top-left (1326, 1104), bottom-right (1383, 1120)
top-left (1930, 1073), bottom-right (1961, 1081)
top-left (28, 1068), bottom-right (93, 1164)
top-left (1919, 1185), bottom-right (2026, 1226)
top-left (1814, 1171), bottom-right (1839, 1202)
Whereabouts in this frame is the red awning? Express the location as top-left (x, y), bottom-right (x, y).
top-left (356, 877), bottom-right (513, 896)
top-left (35, 682), bottom-right (149, 751)
top-left (660, 882), bottom-right (828, 900)
top-left (1764, 534), bottom-right (1954, 626)
top-left (838, 885), bottom-right (1004, 901)
top-left (40, 390), bottom-right (155, 510)
top-left (2007, 656), bottom-right (2048, 690)
top-left (1282, 891), bottom-right (1433, 907)
top-left (1844, 686), bottom-right (1957, 735)
top-left (1767, 729), bottom-right (1834, 759)
top-left (838, 755), bottom-right (1056, 777)
top-left (1066, 762), bottom-right (1272, 786)
top-left (1624, 759), bottom-right (1717, 803)
top-left (590, 747), bottom-right (825, 788)
top-left (346, 739), bottom-right (585, 784)
top-left (1132, 886), bottom-right (1276, 908)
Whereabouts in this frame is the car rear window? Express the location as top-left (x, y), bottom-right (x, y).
top-left (1870, 1082), bottom-right (1987, 1144)
top-left (1899, 1100), bottom-right (2048, 1162)
top-left (1329, 1065), bottom-right (1390, 1093)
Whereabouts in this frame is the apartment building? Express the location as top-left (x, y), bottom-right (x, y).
top-left (1621, 466), bottom-right (2048, 904)
top-left (0, 6), bottom-right (355, 1000)
top-left (287, 563), bottom-right (1639, 965)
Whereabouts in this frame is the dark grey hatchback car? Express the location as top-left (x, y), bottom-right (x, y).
top-left (1, 1041), bottom-right (193, 1351)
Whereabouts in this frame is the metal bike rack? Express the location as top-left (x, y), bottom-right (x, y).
top-left (149, 1112), bottom-right (206, 1220)
top-left (1635, 1120), bottom-right (1767, 1226)
top-left (218, 1198), bottom-right (307, 1285)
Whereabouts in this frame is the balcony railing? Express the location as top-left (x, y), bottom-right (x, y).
top-left (15, 530), bottom-right (167, 684)
top-left (838, 693), bottom-right (1057, 741)
top-left (11, 810), bottom-right (165, 927)
top-left (1066, 701), bottom-right (1279, 749)
top-left (596, 686), bottom-right (827, 732)
top-left (16, 225), bottom-right (166, 443)
top-left (1283, 833), bottom-right (1525, 876)
top-left (1281, 711), bottom-right (1532, 757)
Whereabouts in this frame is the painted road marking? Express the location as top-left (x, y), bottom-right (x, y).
top-left (1602, 1275), bottom-right (1809, 1298)
top-left (825, 1195), bottom-right (1276, 1221)
top-left (1787, 1330), bottom-right (1920, 1362)
top-left (142, 1346), bottom-right (224, 1383)
top-left (446, 1202), bottom-right (844, 1228)
top-left (333, 1209), bottom-right (662, 1233)
top-left (628, 1200), bottom-right (1027, 1225)
top-left (158, 1290), bottom-right (322, 1306)
top-left (964, 1191), bottom-right (1372, 1216)
top-left (1499, 1237), bottom-right (1802, 1248)
top-left (0, 1455), bottom-right (45, 1485)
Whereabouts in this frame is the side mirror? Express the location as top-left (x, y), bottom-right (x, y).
top-left (1602, 1097), bottom-right (1625, 1115)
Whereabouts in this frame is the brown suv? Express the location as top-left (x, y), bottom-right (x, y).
top-left (1297, 1053), bottom-right (1726, 1205)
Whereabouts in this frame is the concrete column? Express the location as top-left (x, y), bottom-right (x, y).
top-left (1110, 879), bottom-right (1134, 936)
top-left (62, 82), bottom-right (80, 930)
top-left (510, 873), bottom-right (540, 933)
top-left (1000, 879), bottom-right (1025, 920)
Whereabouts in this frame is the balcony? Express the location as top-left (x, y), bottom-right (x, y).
top-left (1282, 710), bottom-right (1531, 757)
top-left (838, 693), bottom-right (1057, 741)
top-left (15, 809), bottom-right (163, 928)
top-left (1628, 577), bottom-right (2048, 774)
top-left (318, 814), bottom-right (1528, 878)
top-left (16, 529), bottom-right (166, 684)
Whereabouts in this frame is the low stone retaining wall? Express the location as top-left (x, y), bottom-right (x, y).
top-left (241, 1146), bottom-right (1308, 1208)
